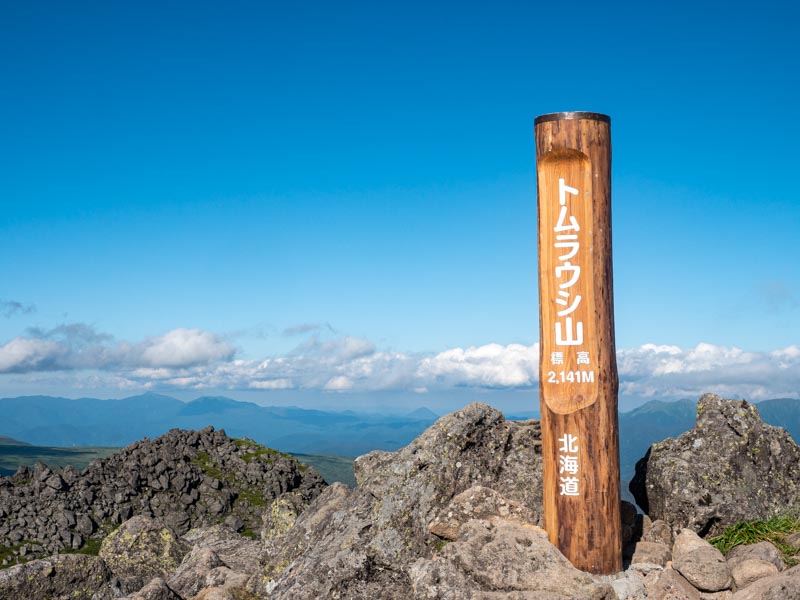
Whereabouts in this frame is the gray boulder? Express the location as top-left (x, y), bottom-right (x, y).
top-left (726, 541), bottom-right (783, 589)
top-left (120, 577), bottom-right (181, 600)
top-left (630, 394), bottom-right (800, 537)
top-left (631, 541), bottom-right (671, 567)
top-left (99, 515), bottom-right (189, 593)
top-left (167, 545), bottom-right (225, 598)
top-left (255, 403), bottom-right (543, 599)
top-left (0, 553), bottom-right (119, 600)
top-left (427, 485), bottom-right (536, 540)
top-left (672, 529), bottom-right (732, 592)
top-left (410, 518), bottom-right (616, 599)
top-left (182, 524), bottom-right (263, 574)
top-left (730, 572), bottom-right (800, 599)
top-left (643, 567), bottom-right (701, 599)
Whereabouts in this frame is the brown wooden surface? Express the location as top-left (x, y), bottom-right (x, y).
top-left (535, 113), bottom-right (621, 574)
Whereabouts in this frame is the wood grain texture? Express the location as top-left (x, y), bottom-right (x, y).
top-left (535, 114), bottom-right (621, 574)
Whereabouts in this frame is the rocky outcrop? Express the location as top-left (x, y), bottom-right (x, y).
top-left (99, 515), bottom-right (189, 593)
top-left (0, 426), bottom-right (325, 566)
top-left (410, 519), bottom-right (617, 599)
top-left (254, 403), bottom-right (544, 598)
top-left (0, 553), bottom-right (120, 599)
top-left (5, 396), bottom-right (800, 599)
top-left (630, 393), bottom-right (800, 537)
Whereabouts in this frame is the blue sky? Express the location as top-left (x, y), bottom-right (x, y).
top-left (1, 0), bottom-right (798, 412)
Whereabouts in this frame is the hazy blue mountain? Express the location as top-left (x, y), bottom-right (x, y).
top-left (3, 394), bottom-right (799, 482)
top-left (0, 435), bottom-right (29, 446)
top-left (755, 398), bottom-right (800, 438)
top-left (406, 407), bottom-right (439, 421)
top-left (618, 398), bottom-right (697, 480)
top-left (0, 393), bottom-right (438, 457)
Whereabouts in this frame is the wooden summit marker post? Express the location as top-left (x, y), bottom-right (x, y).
top-left (534, 112), bottom-right (621, 574)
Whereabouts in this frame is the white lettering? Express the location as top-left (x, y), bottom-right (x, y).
top-left (555, 317), bottom-right (583, 346)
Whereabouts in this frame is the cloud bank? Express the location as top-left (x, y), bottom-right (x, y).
top-left (0, 325), bottom-right (234, 374)
top-left (0, 324), bottom-right (797, 400)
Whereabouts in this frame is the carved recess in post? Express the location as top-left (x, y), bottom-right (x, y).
top-left (538, 148), bottom-right (598, 414)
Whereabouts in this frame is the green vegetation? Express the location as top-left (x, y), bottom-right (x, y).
top-left (0, 443), bottom-right (120, 477)
top-left (192, 445), bottom-right (269, 508)
top-left (709, 515), bottom-right (800, 565)
top-left (193, 450), bottom-right (225, 481)
top-left (233, 438), bottom-right (293, 464)
top-left (0, 541), bottom-right (35, 570)
top-left (61, 536), bottom-right (103, 557)
top-left (432, 536), bottom-right (450, 552)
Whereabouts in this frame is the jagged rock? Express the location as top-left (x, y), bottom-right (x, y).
top-left (167, 546), bottom-right (225, 598)
top-left (632, 541), bottom-right (671, 566)
top-left (0, 553), bottom-right (119, 599)
top-left (0, 426), bottom-right (325, 565)
top-left (182, 524), bottom-right (263, 574)
top-left (427, 485), bottom-right (536, 540)
top-left (99, 515), bottom-right (189, 593)
top-left (257, 404), bottom-right (543, 599)
top-left (630, 394), bottom-right (800, 537)
top-left (672, 529), bottom-right (732, 592)
top-left (644, 567), bottom-right (702, 600)
top-left (410, 519), bottom-right (616, 599)
top-left (121, 577), bottom-right (182, 599)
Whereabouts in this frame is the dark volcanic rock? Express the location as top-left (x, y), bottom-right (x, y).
top-left (0, 426), bottom-right (325, 566)
top-left (630, 394), bottom-right (800, 537)
top-left (254, 402), bottom-right (543, 599)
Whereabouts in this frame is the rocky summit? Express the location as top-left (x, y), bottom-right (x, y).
top-left (0, 426), bottom-right (325, 566)
top-left (3, 396), bottom-right (800, 599)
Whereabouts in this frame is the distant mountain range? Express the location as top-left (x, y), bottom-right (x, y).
top-left (0, 393), bottom-right (441, 457)
top-left (2, 393), bottom-right (799, 487)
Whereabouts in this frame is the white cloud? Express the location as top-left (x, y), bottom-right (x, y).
top-left (0, 337), bottom-right (63, 373)
top-left (138, 328), bottom-right (235, 368)
top-left (1, 323), bottom-right (798, 402)
top-left (0, 324), bottom-right (234, 374)
top-left (417, 343), bottom-right (539, 388)
top-left (324, 375), bottom-right (353, 391)
top-left (249, 378), bottom-right (293, 390)
top-left (618, 342), bottom-right (800, 401)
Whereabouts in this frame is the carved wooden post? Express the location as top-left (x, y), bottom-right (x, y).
top-left (534, 111), bottom-right (621, 574)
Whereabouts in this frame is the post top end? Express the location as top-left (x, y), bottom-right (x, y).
top-left (534, 112), bottom-right (610, 125)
